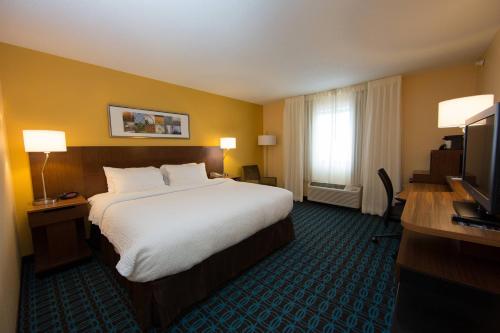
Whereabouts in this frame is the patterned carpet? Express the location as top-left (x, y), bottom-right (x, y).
top-left (18, 200), bottom-right (401, 333)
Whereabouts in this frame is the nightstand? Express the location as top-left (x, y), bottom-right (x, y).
top-left (27, 195), bottom-right (92, 273)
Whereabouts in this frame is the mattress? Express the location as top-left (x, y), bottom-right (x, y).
top-left (88, 179), bottom-right (293, 282)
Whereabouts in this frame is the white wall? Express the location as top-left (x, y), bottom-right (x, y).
top-left (0, 82), bottom-right (21, 332)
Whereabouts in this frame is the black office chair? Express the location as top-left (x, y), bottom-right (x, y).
top-left (371, 168), bottom-right (404, 243)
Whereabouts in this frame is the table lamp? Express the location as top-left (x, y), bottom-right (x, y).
top-left (220, 137), bottom-right (236, 152)
top-left (258, 134), bottom-right (276, 176)
top-left (23, 130), bottom-right (67, 205)
top-left (220, 137), bottom-right (236, 176)
top-left (438, 94), bottom-right (494, 129)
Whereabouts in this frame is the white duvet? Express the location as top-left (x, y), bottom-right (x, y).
top-left (89, 179), bottom-right (293, 282)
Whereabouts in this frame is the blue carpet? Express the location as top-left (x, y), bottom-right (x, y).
top-left (18, 201), bottom-right (401, 333)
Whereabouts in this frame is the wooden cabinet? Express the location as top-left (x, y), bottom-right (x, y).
top-left (411, 150), bottom-right (462, 184)
top-left (27, 196), bottom-right (91, 273)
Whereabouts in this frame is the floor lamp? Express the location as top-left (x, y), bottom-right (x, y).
top-left (23, 130), bottom-right (67, 205)
top-left (258, 134), bottom-right (276, 176)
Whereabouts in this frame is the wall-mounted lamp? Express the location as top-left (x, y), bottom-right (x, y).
top-left (23, 130), bottom-right (67, 205)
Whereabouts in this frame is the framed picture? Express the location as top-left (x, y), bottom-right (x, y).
top-left (108, 105), bottom-right (190, 139)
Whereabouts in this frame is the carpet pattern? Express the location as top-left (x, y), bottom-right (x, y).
top-left (18, 201), bottom-right (401, 332)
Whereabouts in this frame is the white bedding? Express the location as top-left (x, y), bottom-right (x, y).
top-left (89, 179), bottom-right (293, 282)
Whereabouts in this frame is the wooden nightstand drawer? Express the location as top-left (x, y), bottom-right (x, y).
top-left (28, 204), bottom-right (88, 228)
top-left (27, 196), bottom-right (91, 273)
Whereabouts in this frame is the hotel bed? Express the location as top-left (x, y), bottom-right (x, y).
top-left (90, 178), bottom-right (294, 329)
top-left (89, 178), bottom-right (293, 282)
top-left (28, 146), bottom-right (295, 330)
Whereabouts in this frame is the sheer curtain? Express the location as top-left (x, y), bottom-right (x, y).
top-left (361, 76), bottom-right (402, 215)
top-left (282, 77), bottom-right (401, 214)
top-left (283, 95), bottom-right (306, 201)
top-left (305, 84), bottom-right (366, 186)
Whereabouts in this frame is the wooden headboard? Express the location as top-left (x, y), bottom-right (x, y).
top-left (28, 146), bottom-right (224, 198)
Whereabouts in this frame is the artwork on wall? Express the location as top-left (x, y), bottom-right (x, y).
top-left (108, 105), bottom-right (190, 139)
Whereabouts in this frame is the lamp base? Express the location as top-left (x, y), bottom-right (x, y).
top-left (32, 198), bottom-right (57, 206)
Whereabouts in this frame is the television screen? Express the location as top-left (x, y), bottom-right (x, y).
top-left (463, 115), bottom-right (494, 198)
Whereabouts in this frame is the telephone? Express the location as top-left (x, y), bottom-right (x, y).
top-left (58, 192), bottom-right (79, 200)
top-left (209, 172), bottom-right (226, 179)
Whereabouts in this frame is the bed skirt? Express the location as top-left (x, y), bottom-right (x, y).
top-left (94, 216), bottom-right (295, 331)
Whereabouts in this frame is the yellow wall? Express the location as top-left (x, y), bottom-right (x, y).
top-left (401, 64), bottom-right (477, 183)
top-left (263, 100), bottom-right (284, 187)
top-left (0, 43), bottom-right (263, 256)
top-left (477, 29), bottom-right (500, 100)
top-left (0, 82), bottom-right (21, 333)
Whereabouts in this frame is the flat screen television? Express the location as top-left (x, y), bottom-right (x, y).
top-left (459, 102), bottom-right (500, 224)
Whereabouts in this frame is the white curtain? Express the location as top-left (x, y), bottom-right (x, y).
top-left (361, 76), bottom-right (402, 215)
top-left (283, 95), bottom-right (306, 201)
top-left (305, 84), bottom-right (366, 186)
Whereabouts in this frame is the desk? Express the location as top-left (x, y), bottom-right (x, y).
top-left (397, 182), bottom-right (449, 201)
top-left (393, 179), bottom-right (500, 333)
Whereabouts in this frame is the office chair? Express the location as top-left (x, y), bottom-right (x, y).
top-left (371, 168), bottom-right (404, 243)
top-left (241, 165), bottom-right (277, 186)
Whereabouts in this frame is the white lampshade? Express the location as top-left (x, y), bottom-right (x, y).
top-left (23, 130), bottom-right (67, 153)
top-left (438, 94), bottom-right (494, 128)
top-left (220, 137), bottom-right (236, 149)
top-left (258, 135), bottom-right (277, 146)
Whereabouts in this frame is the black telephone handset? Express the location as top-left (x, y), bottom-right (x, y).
top-left (58, 192), bottom-right (79, 200)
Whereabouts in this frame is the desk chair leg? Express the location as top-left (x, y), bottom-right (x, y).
top-left (371, 233), bottom-right (401, 243)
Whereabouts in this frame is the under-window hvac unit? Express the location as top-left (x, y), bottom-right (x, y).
top-left (307, 182), bottom-right (362, 209)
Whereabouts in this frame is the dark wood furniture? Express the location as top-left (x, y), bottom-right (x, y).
top-left (27, 195), bottom-right (91, 273)
top-left (28, 146), bottom-right (224, 198)
top-left (27, 146), bottom-right (294, 331)
top-left (241, 164), bottom-right (277, 186)
top-left (411, 149), bottom-right (463, 184)
top-left (393, 178), bottom-right (500, 332)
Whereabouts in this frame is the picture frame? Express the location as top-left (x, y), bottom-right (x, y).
top-left (108, 105), bottom-right (190, 139)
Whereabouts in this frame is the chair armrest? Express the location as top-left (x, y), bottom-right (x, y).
top-left (260, 177), bottom-right (277, 186)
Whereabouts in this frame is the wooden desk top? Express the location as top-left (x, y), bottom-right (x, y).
top-left (397, 183), bottom-right (450, 201)
top-left (400, 179), bottom-right (500, 247)
top-left (27, 195), bottom-right (88, 214)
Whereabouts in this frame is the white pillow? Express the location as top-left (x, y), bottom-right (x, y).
top-left (160, 163), bottom-right (196, 185)
top-left (103, 166), bottom-right (165, 193)
top-left (160, 163), bottom-right (208, 186)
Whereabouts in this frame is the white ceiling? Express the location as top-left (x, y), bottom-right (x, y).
top-left (1, 1), bottom-right (499, 104)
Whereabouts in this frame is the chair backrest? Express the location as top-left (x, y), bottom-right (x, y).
top-left (377, 168), bottom-right (394, 223)
top-left (242, 165), bottom-right (261, 181)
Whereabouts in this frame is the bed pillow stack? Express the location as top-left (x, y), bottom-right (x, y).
top-left (103, 166), bottom-right (165, 193)
top-left (160, 163), bottom-right (209, 186)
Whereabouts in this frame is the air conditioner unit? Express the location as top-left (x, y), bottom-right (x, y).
top-left (307, 182), bottom-right (362, 209)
